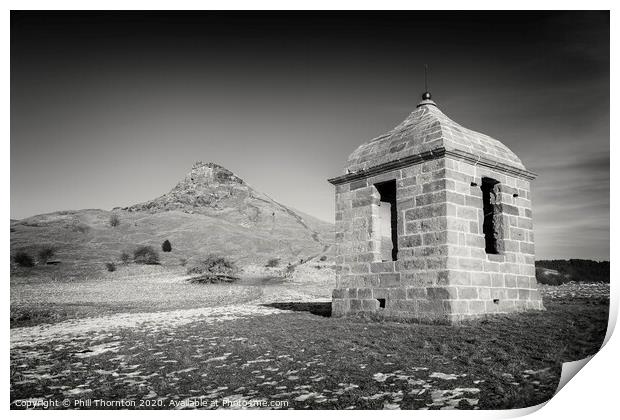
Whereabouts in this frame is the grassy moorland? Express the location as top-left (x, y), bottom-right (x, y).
top-left (10, 265), bottom-right (263, 328)
top-left (10, 275), bottom-right (609, 410)
top-left (10, 257), bottom-right (335, 329)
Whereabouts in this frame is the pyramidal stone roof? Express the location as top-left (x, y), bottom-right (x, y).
top-left (332, 97), bottom-right (535, 183)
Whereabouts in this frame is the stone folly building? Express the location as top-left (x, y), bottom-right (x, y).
top-left (328, 92), bottom-right (544, 323)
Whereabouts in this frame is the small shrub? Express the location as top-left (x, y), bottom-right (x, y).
top-left (13, 251), bottom-right (34, 267)
top-left (187, 255), bottom-right (239, 283)
top-left (284, 263), bottom-right (295, 279)
top-left (37, 247), bottom-right (55, 264)
top-left (133, 246), bottom-right (159, 265)
top-left (162, 240), bottom-right (172, 252)
top-left (265, 258), bottom-right (280, 268)
top-left (105, 262), bottom-right (116, 272)
top-left (109, 214), bottom-right (120, 227)
top-left (319, 255), bottom-right (327, 262)
top-left (120, 252), bottom-right (131, 264)
top-left (179, 258), bottom-right (187, 267)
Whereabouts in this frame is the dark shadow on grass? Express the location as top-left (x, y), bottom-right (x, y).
top-left (262, 301), bottom-right (332, 317)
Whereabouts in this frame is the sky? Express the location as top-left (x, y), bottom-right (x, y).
top-left (10, 11), bottom-right (609, 260)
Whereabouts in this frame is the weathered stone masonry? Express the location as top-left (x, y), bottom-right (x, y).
top-left (328, 94), bottom-right (544, 323)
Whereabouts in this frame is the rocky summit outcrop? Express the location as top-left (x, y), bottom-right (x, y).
top-left (123, 162), bottom-right (251, 214)
top-left (121, 162), bottom-right (326, 237)
top-left (11, 162), bottom-right (333, 268)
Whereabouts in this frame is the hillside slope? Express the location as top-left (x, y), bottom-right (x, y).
top-left (10, 162), bottom-right (334, 272)
top-left (535, 260), bottom-right (609, 285)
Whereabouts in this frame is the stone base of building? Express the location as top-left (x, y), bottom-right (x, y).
top-left (331, 286), bottom-right (545, 324)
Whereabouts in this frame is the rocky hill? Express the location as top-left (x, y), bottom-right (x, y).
top-left (121, 162), bottom-right (326, 239)
top-left (10, 162), bottom-right (334, 273)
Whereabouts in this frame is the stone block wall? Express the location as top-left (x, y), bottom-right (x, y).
top-left (332, 156), bottom-right (544, 323)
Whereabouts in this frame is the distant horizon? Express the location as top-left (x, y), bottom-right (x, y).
top-left (11, 11), bottom-right (609, 260)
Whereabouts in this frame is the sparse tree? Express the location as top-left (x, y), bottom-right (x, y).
top-left (13, 251), bottom-right (34, 268)
top-left (120, 252), bottom-right (131, 264)
top-left (162, 240), bottom-right (172, 252)
top-left (109, 214), bottom-right (120, 227)
top-left (105, 262), bottom-right (116, 272)
top-left (37, 247), bottom-right (55, 264)
top-left (265, 258), bottom-right (280, 268)
top-left (285, 263), bottom-right (295, 279)
top-left (133, 246), bottom-right (159, 265)
top-left (187, 254), bottom-right (239, 283)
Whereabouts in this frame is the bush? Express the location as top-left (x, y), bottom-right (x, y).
top-left (162, 240), bottom-right (172, 252)
top-left (265, 258), bottom-right (280, 268)
top-left (120, 252), bottom-right (131, 264)
top-left (105, 262), bottom-right (116, 272)
top-left (133, 246), bottom-right (159, 265)
top-left (109, 214), bottom-right (120, 227)
top-left (284, 263), bottom-right (295, 279)
top-left (319, 255), bottom-right (327, 262)
top-left (187, 255), bottom-right (239, 283)
top-left (179, 258), bottom-right (187, 267)
top-left (13, 251), bottom-right (34, 267)
top-left (37, 247), bottom-right (55, 264)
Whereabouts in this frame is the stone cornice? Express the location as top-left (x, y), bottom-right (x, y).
top-left (327, 147), bottom-right (537, 185)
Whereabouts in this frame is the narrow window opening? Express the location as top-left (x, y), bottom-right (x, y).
top-left (374, 180), bottom-right (398, 261)
top-left (481, 177), bottom-right (503, 254)
top-left (377, 298), bottom-right (386, 309)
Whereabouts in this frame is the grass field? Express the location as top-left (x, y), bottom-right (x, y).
top-left (10, 265), bottom-right (264, 328)
top-left (10, 268), bottom-right (609, 410)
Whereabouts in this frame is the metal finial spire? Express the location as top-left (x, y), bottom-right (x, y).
top-left (422, 64), bottom-right (432, 100)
